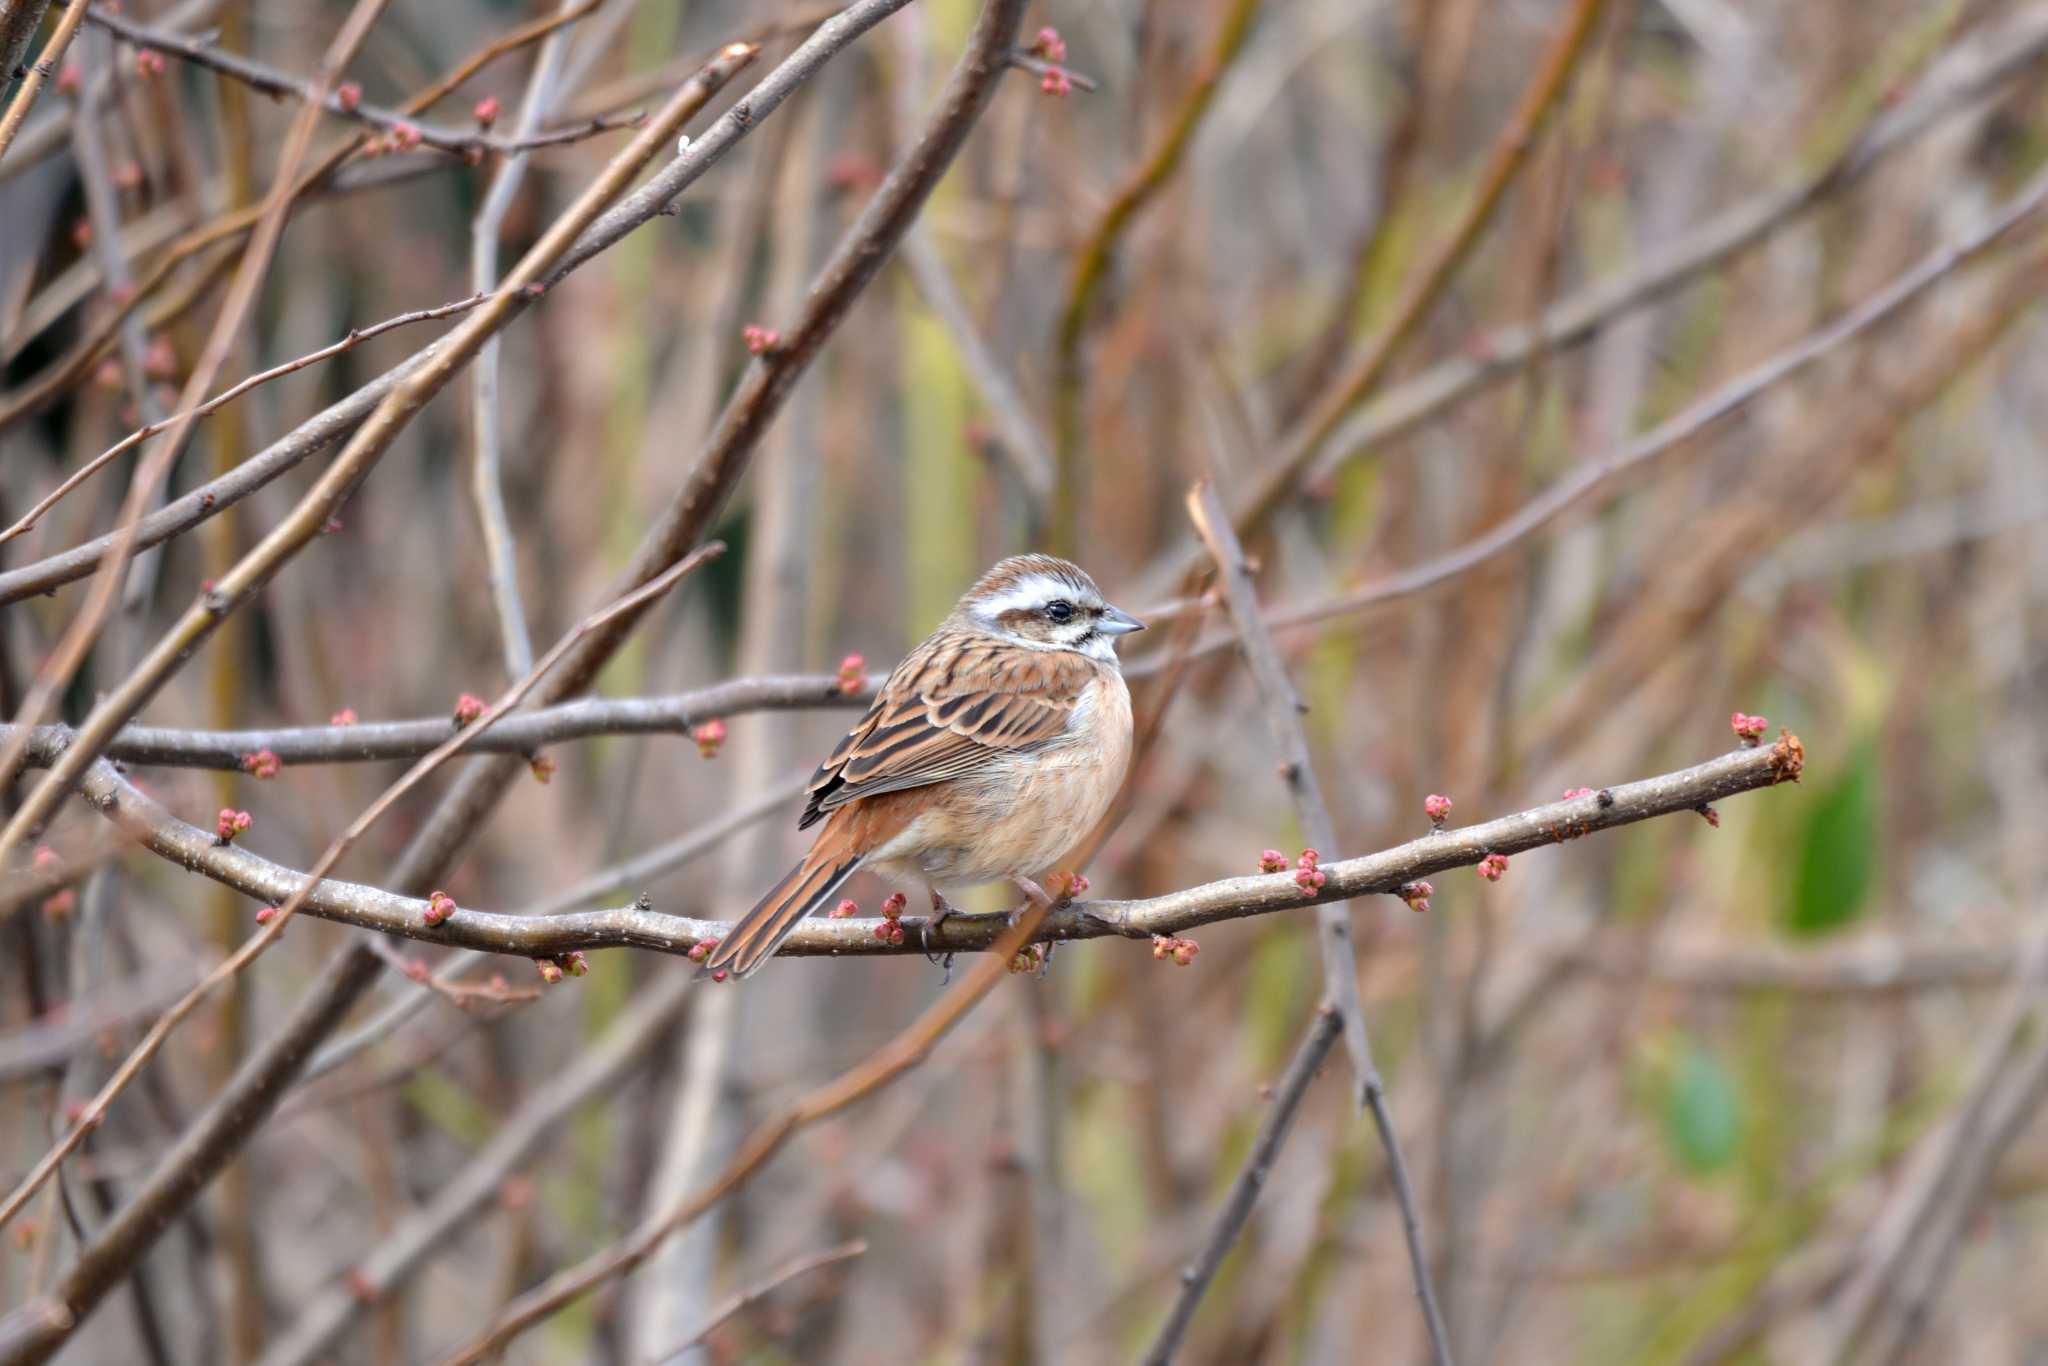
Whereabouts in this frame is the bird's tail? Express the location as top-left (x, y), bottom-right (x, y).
top-left (704, 836), bottom-right (863, 979)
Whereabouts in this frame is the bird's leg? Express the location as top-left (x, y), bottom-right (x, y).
top-left (920, 886), bottom-right (966, 962)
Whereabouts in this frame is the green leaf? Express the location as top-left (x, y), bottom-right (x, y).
top-left (1665, 1044), bottom-right (1742, 1174)
top-left (1784, 743), bottom-right (1879, 937)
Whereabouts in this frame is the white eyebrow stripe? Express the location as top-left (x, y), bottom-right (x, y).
top-left (972, 573), bottom-right (1082, 620)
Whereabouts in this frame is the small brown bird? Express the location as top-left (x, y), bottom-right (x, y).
top-left (705, 554), bottom-right (1143, 978)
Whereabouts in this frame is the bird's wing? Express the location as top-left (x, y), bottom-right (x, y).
top-left (798, 633), bottom-right (1094, 828)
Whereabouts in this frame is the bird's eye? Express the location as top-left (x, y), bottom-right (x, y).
top-left (1044, 600), bottom-right (1074, 624)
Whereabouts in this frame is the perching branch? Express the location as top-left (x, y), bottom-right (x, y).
top-left (55, 729), bottom-right (1803, 963)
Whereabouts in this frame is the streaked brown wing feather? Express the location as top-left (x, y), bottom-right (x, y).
top-left (798, 632), bottom-right (1090, 828)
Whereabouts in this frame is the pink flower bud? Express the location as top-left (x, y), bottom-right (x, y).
top-left (1562, 787), bottom-right (1594, 800)
top-left (1259, 849), bottom-right (1287, 873)
top-left (135, 49), bottom-right (165, 78)
top-left (330, 707), bottom-right (358, 725)
top-left (1039, 67), bottom-right (1072, 97)
top-left (529, 754), bottom-right (557, 784)
top-left (564, 951), bottom-right (589, 977)
top-left (335, 81), bottom-right (361, 112)
top-left (1424, 793), bottom-right (1453, 824)
top-left (1398, 881), bottom-right (1433, 914)
top-left (215, 808), bottom-right (252, 843)
top-left (240, 749), bottom-right (282, 779)
top-left (451, 693), bottom-right (486, 726)
top-left (56, 62), bottom-right (81, 95)
top-left (692, 718), bottom-right (727, 758)
top-left (1731, 711), bottom-right (1768, 744)
top-left (473, 95), bottom-right (500, 128)
top-left (830, 898), bottom-right (858, 919)
top-left (687, 937), bottom-right (719, 964)
top-left (423, 890), bottom-right (457, 927)
top-left (535, 958), bottom-right (564, 986)
top-left (742, 323), bottom-right (781, 355)
top-left (1477, 853), bottom-right (1509, 882)
top-left (880, 892), bottom-right (907, 919)
top-left (1033, 26), bottom-right (1068, 62)
top-left (254, 905), bottom-right (278, 925)
top-left (837, 653), bottom-right (867, 694)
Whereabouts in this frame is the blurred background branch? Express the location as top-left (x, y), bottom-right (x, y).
top-left (7, 0), bottom-right (2048, 1362)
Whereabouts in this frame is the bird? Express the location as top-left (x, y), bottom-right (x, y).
top-left (703, 554), bottom-right (1144, 978)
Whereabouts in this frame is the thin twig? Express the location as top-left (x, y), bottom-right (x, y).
top-left (1003, 48), bottom-right (1097, 91)
top-left (1186, 477), bottom-right (1454, 1366)
top-left (1141, 1008), bottom-right (1342, 1365)
top-left (0, 292), bottom-right (488, 547)
top-left (83, 7), bottom-right (641, 159)
top-left (651, 1239), bottom-right (869, 1361)
top-left (465, 0), bottom-right (588, 678)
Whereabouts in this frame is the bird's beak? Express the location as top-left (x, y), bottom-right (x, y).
top-left (1098, 604), bottom-right (1146, 636)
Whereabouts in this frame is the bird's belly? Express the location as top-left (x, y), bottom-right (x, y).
top-left (874, 743), bottom-right (1125, 886)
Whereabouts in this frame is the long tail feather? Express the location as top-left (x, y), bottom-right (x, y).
top-left (706, 846), bottom-right (862, 978)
